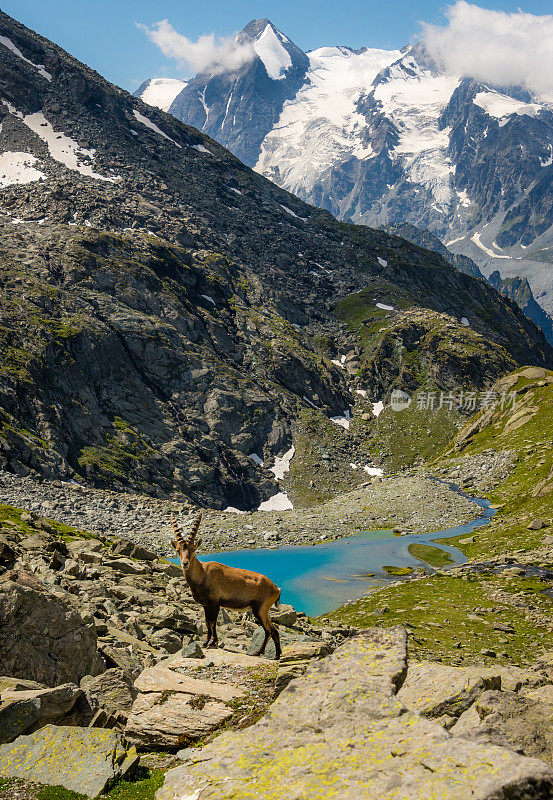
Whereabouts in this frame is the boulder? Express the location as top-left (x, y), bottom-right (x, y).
top-left (157, 628), bottom-right (553, 800)
top-left (126, 650), bottom-right (276, 749)
top-left (271, 604), bottom-right (297, 627)
top-left (0, 683), bottom-right (85, 737)
top-left (134, 665), bottom-right (245, 702)
top-left (0, 725), bottom-right (139, 796)
top-left (0, 582), bottom-right (97, 687)
top-left (451, 690), bottom-right (553, 763)
top-left (147, 628), bottom-right (183, 654)
top-left (144, 604), bottom-right (198, 633)
top-left (522, 685), bottom-right (553, 705)
top-left (396, 661), bottom-right (501, 719)
top-left (81, 669), bottom-right (137, 719)
top-left (0, 696), bottom-right (41, 744)
top-left (181, 641), bottom-right (204, 659)
top-left (0, 676), bottom-right (45, 692)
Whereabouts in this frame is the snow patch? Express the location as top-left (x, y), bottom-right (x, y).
top-left (0, 151), bottom-right (45, 187)
top-left (473, 91), bottom-right (544, 123)
top-left (364, 466), bottom-right (384, 476)
top-left (139, 78), bottom-right (187, 112)
top-left (228, 186), bottom-right (242, 194)
top-left (253, 24), bottom-right (292, 80)
top-left (376, 302), bottom-right (394, 311)
top-left (17, 112), bottom-right (121, 182)
top-left (200, 294), bottom-right (216, 305)
top-left (372, 400), bottom-right (385, 417)
top-left (248, 453), bottom-right (263, 466)
top-left (280, 204), bottom-right (306, 221)
top-left (470, 232), bottom-right (511, 259)
top-left (258, 492), bottom-right (294, 511)
top-left (269, 446), bottom-right (295, 481)
top-left (191, 143), bottom-right (211, 154)
top-left (330, 410), bottom-right (350, 429)
top-left (0, 35), bottom-right (52, 81)
top-left (355, 389), bottom-right (367, 398)
top-left (132, 109), bottom-right (181, 147)
top-left (457, 189), bottom-right (471, 207)
top-left (224, 506), bottom-right (246, 514)
top-left (377, 256), bottom-right (388, 267)
top-left (461, 317), bottom-right (470, 326)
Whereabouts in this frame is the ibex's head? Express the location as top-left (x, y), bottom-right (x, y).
top-left (171, 512), bottom-right (203, 570)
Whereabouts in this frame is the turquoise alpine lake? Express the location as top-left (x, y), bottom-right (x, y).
top-left (173, 488), bottom-right (495, 617)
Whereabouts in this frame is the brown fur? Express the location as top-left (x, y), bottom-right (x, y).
top-left (171, 513), bottom-right (281, 657)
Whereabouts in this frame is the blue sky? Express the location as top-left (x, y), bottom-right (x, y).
top-left (4, 0), bottom-right (553, 91)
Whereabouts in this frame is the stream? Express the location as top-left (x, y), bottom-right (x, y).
top-left (185, 485), bottom-right (496, 617)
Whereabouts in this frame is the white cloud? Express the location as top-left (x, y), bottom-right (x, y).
top-left (422, 1), bottom-right (553, 99)
top-left (138, 19), bottom-right (255, 76)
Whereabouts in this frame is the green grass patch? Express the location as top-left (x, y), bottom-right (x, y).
top-left (408, 543), bottom-right (455, 568)
top-left (325, 572), bottom-right (553, 666)
top-left (382, 565), bottom-right (414, 576)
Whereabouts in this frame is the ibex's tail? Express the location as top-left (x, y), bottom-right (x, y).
top-left (274, 589), bottom-right (281, 608)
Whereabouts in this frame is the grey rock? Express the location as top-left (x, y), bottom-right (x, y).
top-left (0, 725), bottom-right (139, 796)
top-left (451, 690), bottom-right (553, 763)
top-left (81, 669), bottom-right (137, 718)
top-left (0, 696), bottom-right (41, 744)
top-left (0, 582), bottom-right (97, 687)
top-left (181, 641), bottom-right (204, 659)
top-left (397, 662), bottom-right (501, 719)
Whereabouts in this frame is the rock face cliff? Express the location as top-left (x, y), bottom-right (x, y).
top-left (0, 10), bottom-right (551, 508)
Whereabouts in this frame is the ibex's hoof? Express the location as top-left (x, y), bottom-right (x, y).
top-left (207, 642), bottom-right (218, 649)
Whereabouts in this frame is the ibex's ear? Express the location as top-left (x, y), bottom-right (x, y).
top-left (195, 537), bottom-right (203, 551)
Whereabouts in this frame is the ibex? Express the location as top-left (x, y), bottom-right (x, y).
top-left (171, 513), bottom-right (282, 658)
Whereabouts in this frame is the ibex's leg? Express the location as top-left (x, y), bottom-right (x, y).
top-left (204, 602), bottom-right (220, 649)
top-left (251, 599), bottom-right (280, 658)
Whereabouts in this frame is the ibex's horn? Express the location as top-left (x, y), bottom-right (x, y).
top-left (186, 512), bottom-right (203, 545)
top-left (171, 513), bottom-right (184, 542)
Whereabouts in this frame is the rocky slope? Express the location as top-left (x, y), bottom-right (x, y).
top-left (1, 10), bottom-right (551, 509)
top-left (387, 222), bottom-right (553, 343)
top-left (148, 21), bottom-right (553, 311)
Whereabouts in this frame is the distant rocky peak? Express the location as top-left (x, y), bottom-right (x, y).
top-left (236, 18), bottom-right (307, 81)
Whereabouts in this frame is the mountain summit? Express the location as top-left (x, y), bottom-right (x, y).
top-left (160, 20), bottom-right (309, 166)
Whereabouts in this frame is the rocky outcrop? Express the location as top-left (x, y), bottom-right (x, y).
top-left (451, 690), bottom-right (553, 763)
top-left (0, 580), bottom-right (97, 687)
top-left (157, 628), bottom-right (553, 800)
top-left (0, 725), bottom-right (138, 796)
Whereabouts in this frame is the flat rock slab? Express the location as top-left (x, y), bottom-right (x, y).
top-left (0, 725), bottom-right (138, 797)
top-left (134, 665), bottom-right (245, 701)
top-left (1, 683), bottom-right (84, 732)
top-left (397, 661), bottom-right (501, 718)
top-left (157, 628), bottom-right (553, 800)
top-left (166, 649), bottom-right (274, 670)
